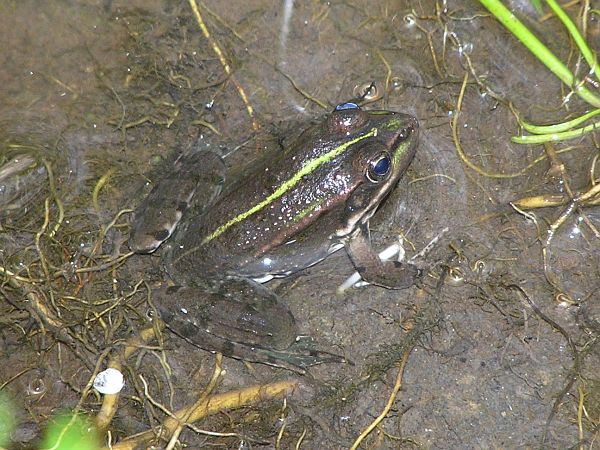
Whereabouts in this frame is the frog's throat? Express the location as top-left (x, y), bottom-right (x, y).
top-left (200, 127), bottom-right (379, 246)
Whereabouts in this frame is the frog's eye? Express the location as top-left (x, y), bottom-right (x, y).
top-left (366, 153), bottom-right (391, 183)
top-left (328, 103), bottom-right (368, 134)
top-left (334, 102), bottom-right (360, 111)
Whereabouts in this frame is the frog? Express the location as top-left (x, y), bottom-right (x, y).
top-left (129, 102), bottom-right (420, 369)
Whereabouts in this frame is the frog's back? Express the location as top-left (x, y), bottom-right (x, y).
top-left (167, 127), bottom-right (349, 280)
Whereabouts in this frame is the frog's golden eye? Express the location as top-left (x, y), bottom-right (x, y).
top-left (366, 152), bottom-right (391, 183)
top-left (328, 103), bottom-right (368, 134)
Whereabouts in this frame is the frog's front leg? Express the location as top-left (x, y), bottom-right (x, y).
top-left (345, 225), bottom-right (421, 289)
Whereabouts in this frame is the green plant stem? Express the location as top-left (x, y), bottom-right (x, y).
top-left (520, 108), bottom-right (600, 133)
top-left (545, 0), bottom-right (598, 82)
top-left (478, 0), bottom-right (600, 108)
top-left (512, 120), bottom-right (600, 143)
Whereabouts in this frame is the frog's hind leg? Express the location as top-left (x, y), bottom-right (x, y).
top-left (129, 151), bottom-right (225, 253)
top-left (154, 281), bottom-right (346, 372)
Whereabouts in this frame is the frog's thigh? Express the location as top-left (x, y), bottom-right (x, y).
top-left (155, 280), bottom-right (298, 353)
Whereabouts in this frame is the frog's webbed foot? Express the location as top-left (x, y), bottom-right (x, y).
top-left (345, 226), bottom-right (421, 290)
top-left (129, 151), bottom-right (225, 253)
top-left (247, 348), bottom-right (349, 373)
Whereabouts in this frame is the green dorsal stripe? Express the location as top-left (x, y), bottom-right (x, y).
top-left (201, 128), bottom-right (378, 244)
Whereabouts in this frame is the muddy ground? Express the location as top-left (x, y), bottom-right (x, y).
top-left (1, 1), bottom-right (599, 449)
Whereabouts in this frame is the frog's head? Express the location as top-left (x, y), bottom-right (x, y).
top-left (298, 102), bottom-right (418, 238)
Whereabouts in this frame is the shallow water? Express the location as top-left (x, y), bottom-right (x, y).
top-left (1, 1), bottom-right (598, 448)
